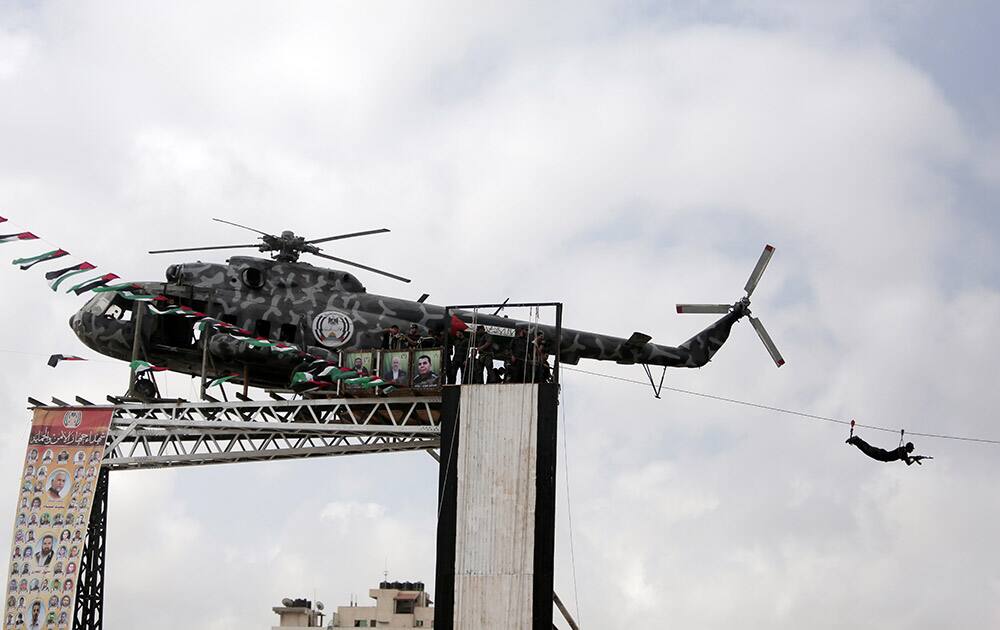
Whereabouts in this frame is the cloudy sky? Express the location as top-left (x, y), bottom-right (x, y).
top-left (1, 1), bottom-right (999, 628)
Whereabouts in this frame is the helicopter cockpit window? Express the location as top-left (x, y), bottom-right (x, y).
top-left (102, 294), bottom-right (133, 321)
top-left (83, 292), bottom-right (114, 316)
top-left (241, 268), bottom-right (265, 289)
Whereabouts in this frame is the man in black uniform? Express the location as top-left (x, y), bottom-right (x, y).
top-left (472, 325), bottom-right (494, 384)
top-left (846, 435), bottom-right (930, 465)
top-left (405, 324), bottom-right (422, 349)
top-left (507, 326), bottom-right (529, 383)
top-left (379, 324), bottom-right (404, 350)
top-left (448, 329), bottom-right (469, 384)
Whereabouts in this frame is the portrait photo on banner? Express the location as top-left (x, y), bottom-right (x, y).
top-left (412, 350), bottom-right (442, 388)
top-left (345, 351), bottom-right (373, 376)
top-left (380, 351), bottom-right (410, 387)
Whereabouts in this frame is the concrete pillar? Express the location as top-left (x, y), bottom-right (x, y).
top-left (435, 383), bottom-right (558, 629)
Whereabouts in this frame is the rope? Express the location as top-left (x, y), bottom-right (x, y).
top-left (561, 365), bottom-right (1000, 446)
top-left (560, 384), bottom-right (582, 627)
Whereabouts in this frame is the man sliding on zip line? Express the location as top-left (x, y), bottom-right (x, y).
top-left (846, 422), bottom-right (932, 465)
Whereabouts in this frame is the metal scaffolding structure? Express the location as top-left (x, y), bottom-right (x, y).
top-left (90, 395), bottom-right (442, 470)
top-left (27, 395), bottom-right (443, 630)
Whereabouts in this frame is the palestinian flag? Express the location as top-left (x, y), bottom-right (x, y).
top-left (92, 282), bottom-right (140, 293)
top-left (0, 216), bottom-right (5, 223)
top-left (68, 273), bottom-right (120, 295)
top-left (330, 367), bottom-right (359, 381)
top-left (0, 232), bottom-right (38, 244)
top-left (208, 374), bottom-right (240, 388)
top-left (118, 292), bottom-right (157, 302)
top-left (291, 371), bottom-right (312, 386)
top-left (46, 262), bottom-right (97, 291)
top-left (13, 248), bottom-right (69, 270)
top-left (129, 360), bottom-right (167, 376)
top-left (147, 304), bottom-right (185, 316)
top-left (450, 314), bottom-right (469, 334)
top-left (361, 377), bottom-right (386, 389)
top-left (47, 354), bottom-right (86, 368)
top-left (345, 375), bottom-right (373, 386)
top-left (290, 373), bottom-right (331, 393)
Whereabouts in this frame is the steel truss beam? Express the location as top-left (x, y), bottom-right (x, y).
top-left (34, 396), bottom-right (443, 471)
top-left (73, 468), bottom-right (109, 630)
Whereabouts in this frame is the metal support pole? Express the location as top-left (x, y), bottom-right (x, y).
top-left (199, 329), bottom-right (212, 400)
top-left (127, 304), bottom-right (144, 396)
top-left (73, 468), bottom-right (110, 630)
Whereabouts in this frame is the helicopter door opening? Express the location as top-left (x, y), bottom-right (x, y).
top-left (153, 299), bottom-right (206, 349)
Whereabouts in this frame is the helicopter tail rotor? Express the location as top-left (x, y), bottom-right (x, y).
top-left (676, 244), bottom-right (784, 368)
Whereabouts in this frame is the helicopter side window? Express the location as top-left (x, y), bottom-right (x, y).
top-left (255, 320), bottom-right (271, 339)
top-left (279, 324), bottom-right (297, 343)
top-left (241, 268), bottom-right (265, 289)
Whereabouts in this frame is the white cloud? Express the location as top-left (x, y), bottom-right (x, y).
top-left (0, 2), bottom-right (998, 629)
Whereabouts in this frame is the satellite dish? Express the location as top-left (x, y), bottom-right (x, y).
top-left (316, 601), bottom-right (325, 611)
top-left (281, 598), bottom-right (294, 607)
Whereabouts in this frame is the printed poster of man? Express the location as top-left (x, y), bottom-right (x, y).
top-left (380, 351), bottom-right (410, 387)
top-left (4, 408), bottom-right (113, 630)
top-left (412, 350), bottom-right (442, 389)
top-left (344, 351), bottom-right (374, 391)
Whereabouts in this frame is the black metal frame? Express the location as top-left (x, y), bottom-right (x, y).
top-left (443, 302), bottom-right (563, 385)
top-left (72, 468), bottom-right (109, 630)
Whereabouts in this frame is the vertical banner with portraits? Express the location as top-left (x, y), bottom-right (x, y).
top-left (4, 408), bottom-right (113, 630)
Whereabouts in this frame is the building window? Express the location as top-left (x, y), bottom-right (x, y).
top-left (395, 599), bottom-right (415, 614)
top-left (415, 621), bottom-right (424, 627)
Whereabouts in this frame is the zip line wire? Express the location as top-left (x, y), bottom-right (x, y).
top-left (561, 365), bottom-right (1000, 446)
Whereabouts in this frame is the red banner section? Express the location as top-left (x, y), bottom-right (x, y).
top-left (4, 408), bottom-right (113, 629)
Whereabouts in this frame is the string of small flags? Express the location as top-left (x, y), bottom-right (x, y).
top-left (2, 216), bottom-right (118, 295)
top-left (2, 215), bottom-right (394, 394)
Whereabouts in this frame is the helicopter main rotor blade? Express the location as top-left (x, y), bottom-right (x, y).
top-left (307, 228), bottom-right (390, 245)
top-left (676, 304), bottom-right (731, 314)
top-left (149, 243), bottom-right (261, 254)
top-left (749, 316), bottom-right (785, 367)
top-left (744, 244), bottom-right (775, 297)
top-left (311, 251), bottom-right (411, 283)
top-left (212, 218), bottom-right (272, 236)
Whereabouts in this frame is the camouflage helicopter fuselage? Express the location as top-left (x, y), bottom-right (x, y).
top-left (70, 256), bottom-right (745, 389)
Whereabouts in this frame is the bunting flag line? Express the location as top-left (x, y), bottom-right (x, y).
top-left (68, 273), bottom-right (120, 295)
top-left (46, 354), bottom-right (86, 368)
top-left (129, 360), bottom-right (167, 376)
top-left (13, 248), bottom-right (69, 270)
top-left (46, 262), bottom-right (97, 291)
top-left (0, 232), bottom-right (39, 244)
top-left (92, 282), bottom-right (141, 293)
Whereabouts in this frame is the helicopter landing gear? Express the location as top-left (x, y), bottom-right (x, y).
top-left (131, 373), bottom-right (161, 402)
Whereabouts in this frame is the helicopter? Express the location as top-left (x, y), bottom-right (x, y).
top-left (69, 219), bottom-right (784, 393)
